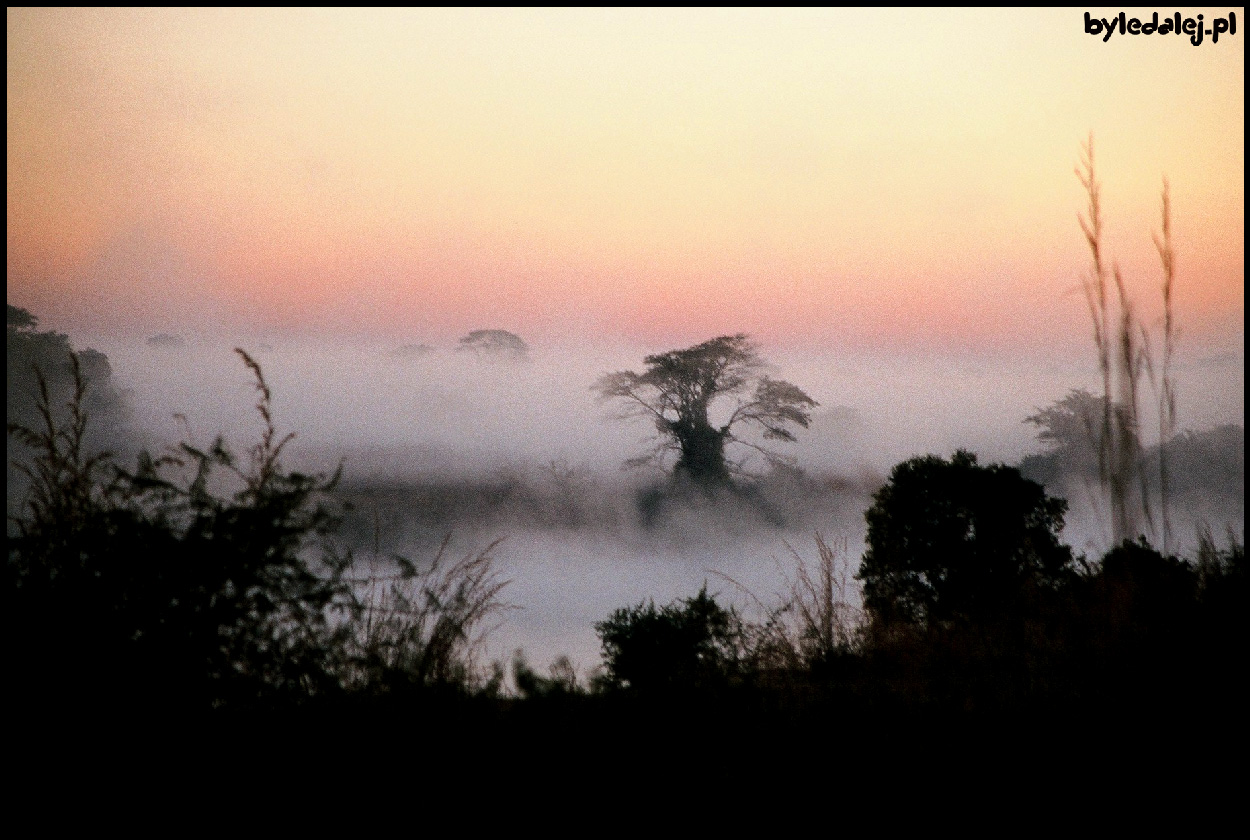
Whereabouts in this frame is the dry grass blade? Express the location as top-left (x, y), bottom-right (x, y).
top-left (784, 534), bottom-right (864, 661)
top-left (1075, 135), bottom-right (1175, 549)
top-left (713, 533), bottom-right (864, 672)
top-left (351, 536), bottom-right (515, 690)
top-left (1153, 178), bottom-right (1177, 555)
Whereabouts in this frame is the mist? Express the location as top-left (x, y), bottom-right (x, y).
top-left (39, 330), bottom-right (1238, 674)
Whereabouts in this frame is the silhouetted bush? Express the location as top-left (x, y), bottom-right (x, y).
top-left (8, 349), bottom-right (355, 715)
top-left (347, 536), bottom-right (512, 697)
top-left (595, 585), bottom-right (745, 695)
top-left (1069, 536), bottom-right (1245, 709)
top-left (511, 650), bottom-right (584, 699)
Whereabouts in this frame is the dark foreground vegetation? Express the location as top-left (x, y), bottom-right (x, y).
top-left (8, 327), bottom-right (1243, 747)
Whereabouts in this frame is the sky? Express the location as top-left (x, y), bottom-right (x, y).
top-left (7, 8), bottom-right (1244, 354)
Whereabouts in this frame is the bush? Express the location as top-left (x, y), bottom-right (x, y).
top-left (8, 349), bottom-right (354, 713)
top-left (594, 585), bottom-right (744, 694)
top-left (348, 536), bottom-right (512, 695)
top-left (857, 451), bottom-right (1076, 631)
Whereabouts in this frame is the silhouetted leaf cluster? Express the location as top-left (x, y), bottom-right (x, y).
top-left (7, 306), bottom-right (1239, 727)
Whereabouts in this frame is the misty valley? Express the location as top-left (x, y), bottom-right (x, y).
top-left (7, 9), bottom-right (1243, 774)
top-left (8, 304), bottom-right (1243, 734)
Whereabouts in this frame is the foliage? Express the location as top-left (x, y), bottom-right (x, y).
top-left (455, 329), bottom-right (529, 361)
top-left (783, 534), bottom-right (864, 665)
top-left (593, 334), bottom-right (817, 486)
top-left (1019, 388), bottom-right (1123, 490)
top-left (594, 585), bottom-right (745, 693)
top-left (8, 348), bottom-right (355, 711)
top-left (717, 534), bottom-right (864, 674)
top-left (1025, 389), bottom-right (1112, 464)
top-left (1193, 525), bottom-right (1246, 668)
top-left (857, 451), bottom-right (1076, 629)
top-left (1147, 425), bottom-right (1243, 498)
top-left (349, 536), bottom-right (513, 694)
top-left (1093, 538), bottom-right (1197, 633)
top-left (1074, 537), bottom-right (1218, 706)
top-left (8, 304), bottom-right (37, 329)
top-left (511, 650), bottom-right (583, 699)
top-left (7, 305), bottom-right (129, 481)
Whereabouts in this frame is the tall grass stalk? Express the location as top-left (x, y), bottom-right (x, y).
top-left (1153, 179), bottom-right (1177, 555)
top-left (783, 533), bottom-right (863, 660)
top-left (7, 353), bottom-right (112, 532)
top-left (349, 536), bottom-right (513, 691)
top-left (715, 533), bottom-right (863, 671)
top-left (1076, 135), bottom-right (1175, 548)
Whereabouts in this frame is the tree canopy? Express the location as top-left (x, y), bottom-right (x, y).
top-left (857, 451), bottom-right (1076, 629)
top-left (455, 329), bottom-right (529, 361)
top-left (8, 305), bottom-right (130, 498)
top-left (1025, 389), bottom-right (1111, 457)
top-left (593, 334), bottom-right (816, 486)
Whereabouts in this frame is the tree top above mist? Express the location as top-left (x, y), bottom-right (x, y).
top-left (456, 330), bottom-right (529, 362)
top-left (147, 333), bottom-right (185, 349)
top-left (594, 334), bottom-right (817, 486)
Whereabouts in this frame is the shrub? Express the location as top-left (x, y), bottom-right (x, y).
top-left (8, 349), bottom-right (355, 712)
top-left (348, 536), bottom-right (513, 695)
top-left (857, 451), bottom-right (1076, 630)
top-left (594, 585), bottom-right (745, 693)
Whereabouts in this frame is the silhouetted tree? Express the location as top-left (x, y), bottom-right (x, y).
top-left (8, 305), bottom-right (130, 511)
top-left (857, 451), bottom-right (1076, 630)
top-left (594, 585), bottom-right (743, 693)
top-left (8, 306), bottom-right (126, 435)
top-left (392, 343), bottom-right (434, 359)
top-left (1026, 390), bottom-right (1112, 461)
top-left (455, 329), bottom-right (529, 361)
top-left (1075, 537), bottom-right (1209, 706)
top-left (593, 334), bottom-right (816, 486)
top-left (146, 333), bottom-right (185, 349)
top-left (1019, 389), bottom-right (1119, 489)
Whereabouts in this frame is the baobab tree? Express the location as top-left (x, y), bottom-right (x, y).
top-left (593, 334), bottom-right (817, 486)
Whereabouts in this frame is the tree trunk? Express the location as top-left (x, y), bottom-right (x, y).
top-left (673, 422), bottom-right (731, 486)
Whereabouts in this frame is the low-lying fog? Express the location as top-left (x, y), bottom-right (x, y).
top-left (50, 337), bottom-right (1250, 675)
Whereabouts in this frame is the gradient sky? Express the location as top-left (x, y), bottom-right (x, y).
top-left (7, 8), bottom-right (1244, 352)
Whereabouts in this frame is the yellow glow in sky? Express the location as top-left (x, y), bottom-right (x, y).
top-left (7, 8), bottom-right (1244, 349)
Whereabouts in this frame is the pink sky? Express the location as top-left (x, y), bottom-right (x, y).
top-left (7, 8), bottom-right (1244, 352)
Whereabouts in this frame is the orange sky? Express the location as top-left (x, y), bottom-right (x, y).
top-left (7, 8), bottom-right (1244, 352)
